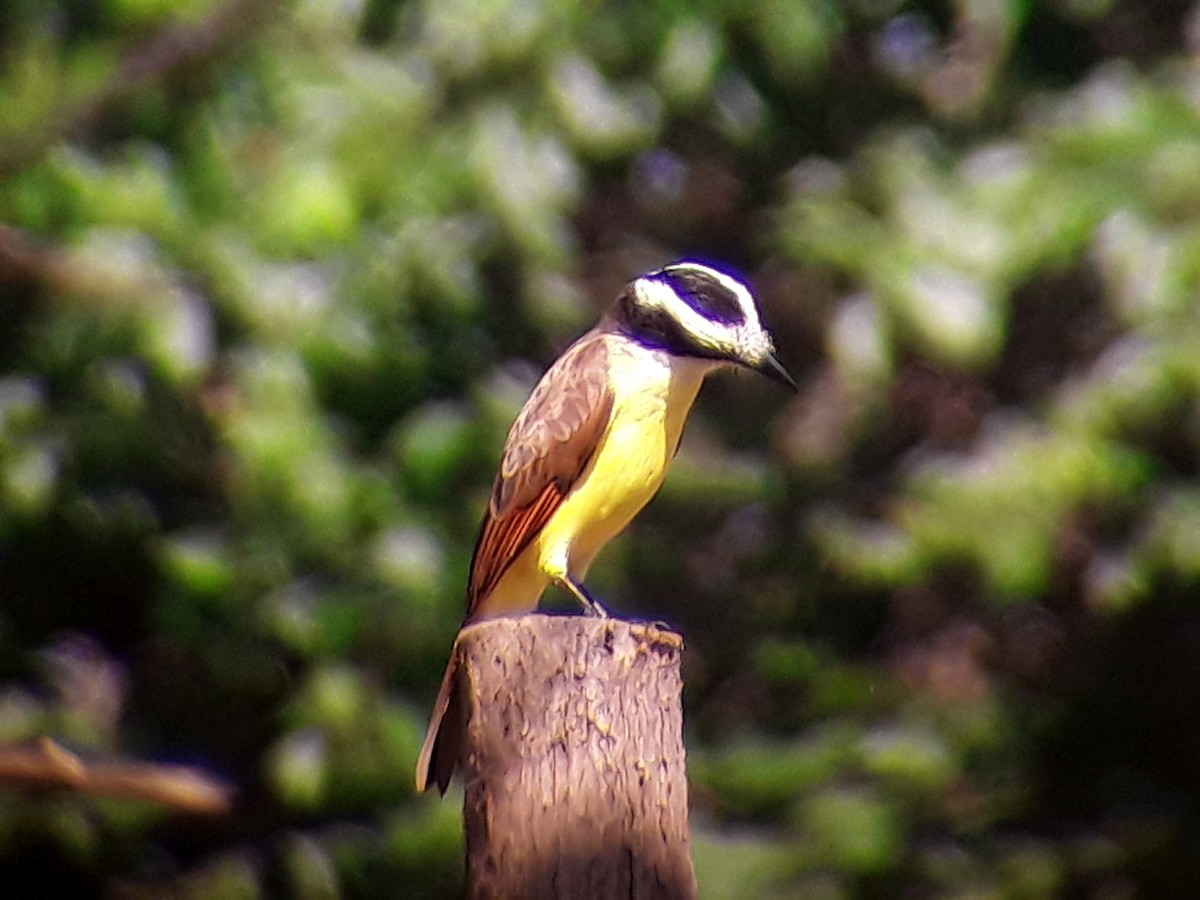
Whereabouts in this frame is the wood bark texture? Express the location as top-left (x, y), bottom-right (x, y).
top-left (458, 614), bottom-right (697, 900)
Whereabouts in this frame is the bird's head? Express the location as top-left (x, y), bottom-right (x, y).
top-left (609, 261), bottom-right (797, 391)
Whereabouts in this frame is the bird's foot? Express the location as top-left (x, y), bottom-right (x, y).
top-left (560, 577), bottom-right (610, 618)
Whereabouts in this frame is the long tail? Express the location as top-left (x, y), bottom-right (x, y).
top-left (414, 655), bottom-right (462, 794)
top-left (416, 556), bottom-right (549, 792)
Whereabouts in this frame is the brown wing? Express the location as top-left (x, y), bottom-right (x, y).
top-left (464, 332), bottom-right (613, 621)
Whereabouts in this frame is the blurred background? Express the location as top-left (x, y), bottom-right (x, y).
top-left (2, 0), bottom-right (1200, 896)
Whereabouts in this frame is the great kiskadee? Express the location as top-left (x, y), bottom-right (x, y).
top-left (415, 260), bottom-right (795, 794)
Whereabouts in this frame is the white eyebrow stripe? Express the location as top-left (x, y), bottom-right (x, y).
top-left (663, 262), bottom-right (763, 329)
top-left (634, 275), bottom-right (738, 352)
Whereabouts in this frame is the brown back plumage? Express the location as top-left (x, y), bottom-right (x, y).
top-left (465, 331), bottom-right (614, 622)
top-left (416, 331), bottom-right (614, 793)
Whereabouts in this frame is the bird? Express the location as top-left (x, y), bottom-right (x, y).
top-left (415, 260), bottom-right (796, 794)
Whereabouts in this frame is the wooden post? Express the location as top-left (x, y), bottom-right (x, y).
top-left (456, 614), bottom-right (697, 900)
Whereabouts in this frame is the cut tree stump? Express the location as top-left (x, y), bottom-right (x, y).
top-left (456, 614), bottom-right (697, 900)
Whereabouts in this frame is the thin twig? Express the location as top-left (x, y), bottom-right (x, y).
top-left (0, 737), bottom-right (234, 815)
top-left (0, 0), bottom-right (279, 176)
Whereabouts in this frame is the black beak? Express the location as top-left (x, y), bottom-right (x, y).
top-left (751, 352), bottom-right (798, 392)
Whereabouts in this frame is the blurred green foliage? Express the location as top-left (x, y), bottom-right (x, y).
top-left (3, 0), bottom-right (1200, 896)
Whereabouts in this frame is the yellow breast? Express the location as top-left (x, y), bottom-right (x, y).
top-left (534, 339), bottom-right (711, 581)
top-left (473, 337), bottom-right (716, 618)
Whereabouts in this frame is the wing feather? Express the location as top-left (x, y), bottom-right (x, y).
top-left (465, 333), bottom-right (613, 621)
